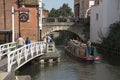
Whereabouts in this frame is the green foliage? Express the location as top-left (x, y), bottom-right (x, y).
top-left (83, 17), bottom-right (90, 32)
top-left (48, 8), bottom-right (60, 17)
top-left (101, 22), bottom-right (120, 49)
top-left (48, 3), bottom-right (73, 17)
top-left (84, 17), bottom-right (90, 26)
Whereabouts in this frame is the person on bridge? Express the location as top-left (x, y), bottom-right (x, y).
top-left (17, 34), bottom-right (25, 48)
top-left (47, 36), bottom-right (52, 43)
top-left (25, 37), bottom-right (31, 45)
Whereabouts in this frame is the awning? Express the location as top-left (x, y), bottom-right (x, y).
top-left (0, 30), bottom-right (12, 34)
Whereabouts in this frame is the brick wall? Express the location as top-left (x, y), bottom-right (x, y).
top-left (20, 7), bottom-right (39, 42)
top-left (0, 0), bottom-right (41, 42)
top-left (0, 0), bottom-right (19, 43)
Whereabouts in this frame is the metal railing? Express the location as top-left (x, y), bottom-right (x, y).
top-left (7, 41), bottom-right (46, 72)
top-left (0, 42), bottom-right (17, 60)
top-left (43, 17), bottom-right (88, 23)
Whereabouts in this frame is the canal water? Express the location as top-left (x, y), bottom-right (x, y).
top-left (17, 45), bottom-right (120, 80)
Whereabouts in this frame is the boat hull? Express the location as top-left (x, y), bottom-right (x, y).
top-left (64, 46), bottom-right (100, 63)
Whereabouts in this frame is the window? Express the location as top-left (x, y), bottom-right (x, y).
top-left (96, 13), bottom-right (99, 20)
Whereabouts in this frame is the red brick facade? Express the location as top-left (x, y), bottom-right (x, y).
top-left (20, 6), bottom-right (39, 42)
top-left (0, 0), bottom-right (49, 42)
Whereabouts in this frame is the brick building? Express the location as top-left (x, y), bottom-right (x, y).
top-left (0, 0), bottom-right (48, 44)
top-left (0, 0), bottom-right (18, 44)
top-left (74, 0), bottom-right (96, 18)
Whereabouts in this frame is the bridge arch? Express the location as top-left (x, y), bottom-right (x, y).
top-left (42, 22), bottom-right (86, 41)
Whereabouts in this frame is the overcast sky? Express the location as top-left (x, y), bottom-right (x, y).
top-left (43, 0), bottom-right (74, 12)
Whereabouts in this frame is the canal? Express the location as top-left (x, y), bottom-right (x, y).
top-left (17, 45), bottom-right (120, 80)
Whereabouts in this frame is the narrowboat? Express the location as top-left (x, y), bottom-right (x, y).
top-left (64, 40), bottom-right (100, 62)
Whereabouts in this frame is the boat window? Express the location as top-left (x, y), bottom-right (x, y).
top-left (75, 48), bottom-right (79, 56)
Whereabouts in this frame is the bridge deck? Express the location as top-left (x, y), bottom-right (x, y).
top-left (0, 57), bottom-right (7, 72)
top-left (0, 41), bottom-right (58, 80)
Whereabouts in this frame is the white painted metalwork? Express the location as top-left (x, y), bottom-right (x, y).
top-left (12, 6), bottom-right (15, 42)
top-left (7, 41), bottom-right (45, 72)
top-left (0, 42), bottom-right (17, 60)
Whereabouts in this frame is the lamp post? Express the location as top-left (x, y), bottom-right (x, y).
top-left (39, 0), bottom-right (42, 40)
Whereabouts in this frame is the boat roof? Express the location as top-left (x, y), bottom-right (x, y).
top-left (68, 40), bottom-right (81, 47)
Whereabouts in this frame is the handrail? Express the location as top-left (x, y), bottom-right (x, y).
top-left (43, 17), bottom-right (88, 23)
top-left (7, 41), bottom-right (45, 72)
top-left (0, 42), bottom-right (17, 60)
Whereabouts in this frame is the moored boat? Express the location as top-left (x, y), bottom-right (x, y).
top-left (64, 40), bottom-right (100, 62)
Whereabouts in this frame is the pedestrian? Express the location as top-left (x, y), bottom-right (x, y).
top-left (17, 34), bottom-right (25, 48)
top-left (43, 36), bottom-right (47, 43)
top-left (25, 37), bottom-right (31, 45)
top-left (47, 36), bottom-right (52, 43)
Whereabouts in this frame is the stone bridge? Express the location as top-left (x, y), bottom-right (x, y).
top-left (42, 18), bottom-right (89, 41)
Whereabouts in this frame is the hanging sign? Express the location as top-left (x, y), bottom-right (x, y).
top-left (19, 8), bottom-right (29, 22)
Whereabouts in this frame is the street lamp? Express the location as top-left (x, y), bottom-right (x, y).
top-left (39, 0), bottom-right (42, 40)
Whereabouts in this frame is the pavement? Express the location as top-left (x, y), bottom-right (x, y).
top-left (0, 72), bottom-right (9, 80)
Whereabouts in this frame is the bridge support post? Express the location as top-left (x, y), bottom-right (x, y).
top-left (40, 59), bottom-right (44, 64)
top-left (57, 58), bottom-right (60, 62)
top-left (49, 59), bottom-right (53, 63)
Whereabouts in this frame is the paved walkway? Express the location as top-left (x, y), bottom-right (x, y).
top-left (0, 57), bottom-right (7, 71)
top-left (0, 72), bottom-right (9, 80)
top-left (0, 57), bottom-right (11, 80)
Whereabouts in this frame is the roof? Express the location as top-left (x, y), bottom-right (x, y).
top-left (19, 0), bottom-right (38, 6)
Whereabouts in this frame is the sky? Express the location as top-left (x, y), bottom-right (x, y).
top-left (43, 0), bottom-right (74, 12)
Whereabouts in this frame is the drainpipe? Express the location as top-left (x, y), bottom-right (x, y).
top-left (3, 0), bottom-right (7, 43)
top-left (3, 0), bottom-right (6, 29)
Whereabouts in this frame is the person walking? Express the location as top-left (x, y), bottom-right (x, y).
top-left (47, 36), bottom-right (52, 43)
top-left (25, 37), bottom-right (31, 45)
top-left (17, 35), bottom-right (25, 48)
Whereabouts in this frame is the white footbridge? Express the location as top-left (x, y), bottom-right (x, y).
top-left (0, 41), bottom-right (55, 72)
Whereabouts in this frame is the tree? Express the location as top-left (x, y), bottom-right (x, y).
top-left (58, 3), bottom-right (73, 17)
top-left (48, 8), bottom-right (59, 17)
top-left (101, 22), bottom-right (120, 49)
top-left (48, 3), bottom-right (73, 17)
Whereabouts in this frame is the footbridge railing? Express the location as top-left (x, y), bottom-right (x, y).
top-left (0, 42), bottom-right (17, 60)
top-left (7, 41), bottom-right (45, 72)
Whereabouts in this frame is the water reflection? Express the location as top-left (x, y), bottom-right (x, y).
top-left (17, 45), bottom-right (120, 80)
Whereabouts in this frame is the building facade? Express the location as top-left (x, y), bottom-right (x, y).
top-left (74, 0), bottom-right (95, 18)
top-left (0, 0), bottom-right (49, 43)
top-left (0, 0), bottom-right (18, 43)
top-left (90, 0), bottom-right (120, 43)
